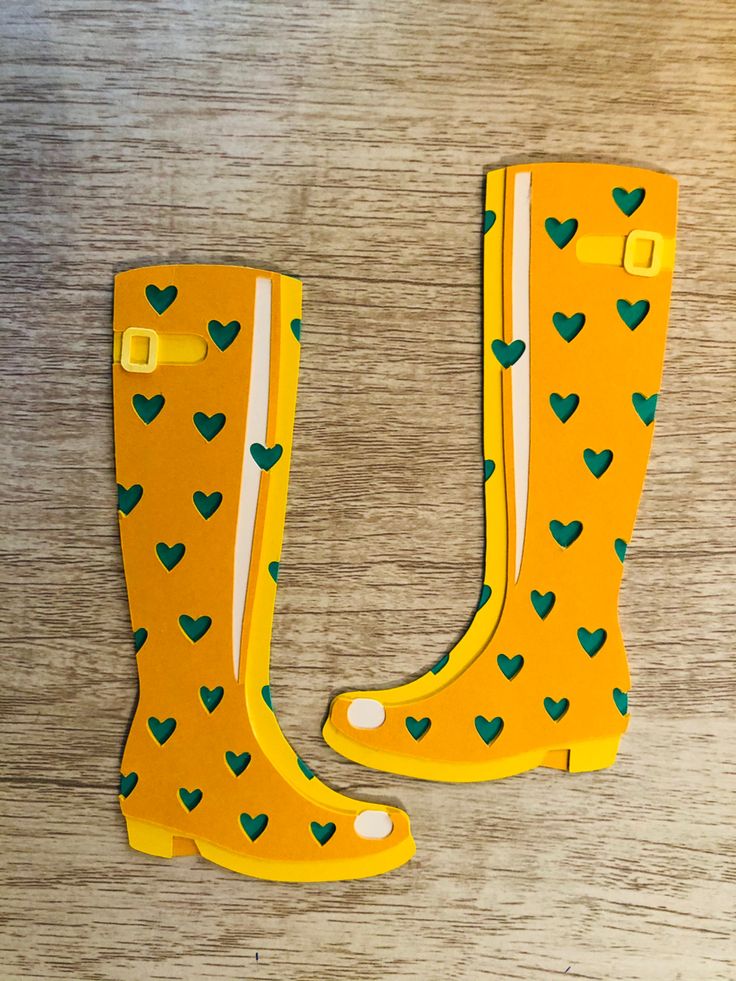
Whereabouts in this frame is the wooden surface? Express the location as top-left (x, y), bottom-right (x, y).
top-left (1, 1), bottom-right (735, 979)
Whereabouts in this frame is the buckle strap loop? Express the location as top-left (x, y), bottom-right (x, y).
top-left (114, 327), bottom-right (208, 373)
top-left (576, 228), bottom-right (675, 278)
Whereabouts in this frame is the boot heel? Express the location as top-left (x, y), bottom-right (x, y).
top-left (541, 735), bottom-right (620, 774)
top-left (126, 818), bottom-right (198, 858)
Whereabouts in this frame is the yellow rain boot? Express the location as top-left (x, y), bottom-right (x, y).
top-left (324, 163), bottom-right (677, 781)
top-left (114, 264), bottom-right (414, 880)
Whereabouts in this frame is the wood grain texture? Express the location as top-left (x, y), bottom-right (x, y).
top-left (1, 1), bottom-right (734, 978)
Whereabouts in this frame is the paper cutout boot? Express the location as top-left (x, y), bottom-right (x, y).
top-left (324, 163), bottom-right (677, 781)
top-left (114, 264), bottom-right (415, 879)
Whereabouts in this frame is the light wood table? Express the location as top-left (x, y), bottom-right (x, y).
top-left (1, 1), bottom-right (734, 978)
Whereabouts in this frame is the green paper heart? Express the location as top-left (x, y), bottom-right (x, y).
top-left (310, 820), bottom-right (336, 846)
top-left (612, 186), bottom-right (645, 216)
top-left (156, 541), bottom-right (185, 571)
top-left (132, 393), bottom-right (165, 424)
top-left (613, 687), bottom-right (629, 716)
top-left (208, 319), bottom-right (240, 351)
top-left (200, 685), bottom-right (224, 713)
top-left (616, 298), bottom-right (650, 330)
top-left (261, 684), bottom-right (273, 709)
top-left (148, 716), bottom-right (176, 745)
top-left (225, 750), bottom-right (252, 776)
top-left (497, 653), bottom-right (524, 680)
top-left (193, 411), bottom-right (226, 442)
top-left (290, 318), bottom-right (302, 341)
top-left (193, 490), bottom-right (222, 519)
top-left (577, 627), bottom-right (607, 657)
top-left (250, 442), bottom-right (283, 471)
top-left (552, 311), bottom-right (586, 342)
top-left (430, 653), bottom-right (449, 675)
top-left (132, 627), bottom-right (148, 653)
top-left (145, 284), bottom-right (177, 314)
top-left (583, 448), bottom-right (613, 479)
top-left (491, 338), bottom-right (526, 368)
top-left (117, 483), bottom-right (143, 515)
top-left (179, 614), bottom-right (212, 643)
top-left (531, 589), bottom-right (556, 619)
top-left (544, 696), bottom-right (569, 722)
top-left (179, 787), bottom-right (203, 812)
top-left (475, 715), bottom-right (504, 745)
top-left (549, 392), bottom-right (580, 422)
top-left (484, 459), bottom-right (496, 481)
top-left (119, 772), bottom-right (138, 798)
top-left (549, 519), bottom-right (583, 548)
top-left (478, 583), bottom-right (492, 609)
top-left (632, 392), bottom-right (658, 426)
top-left (240, 812), bottom-right (269, 842)
top-left (297, 757), bottom-right (315, 780)
top-left (614, 537), bottom-right (628, 563)
top-left (483, 209), bottom-right (497, 233)
top-left (268, 561), bottom-right (279, 583)
top-left (545, 217), bottom-right (578, 249)
top-left (405, 716), bottom-right (431, 740)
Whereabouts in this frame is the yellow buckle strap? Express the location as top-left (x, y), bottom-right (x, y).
top-left (114, 327), bottom-right (208, 373)
top-left (576, 228), bottom-right (675, 277)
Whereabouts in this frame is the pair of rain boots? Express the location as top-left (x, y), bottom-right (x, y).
top-left (114, 162), bottom-right (677, 881)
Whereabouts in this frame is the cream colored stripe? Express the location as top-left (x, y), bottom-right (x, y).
top-left (511, 171), bottom-right (531, 583)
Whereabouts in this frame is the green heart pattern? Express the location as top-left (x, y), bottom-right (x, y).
top-left (617, 298), bottom-right (650, 330)
top-left (179, 787), bottom-right (203, 812)
top-left (145, 284), bottom-right (177, 314)
top-left (133, 393), bottom-right (165, 424)
top-left (405, 716), bottom-right (431, 740)
top-left (200, 685), bottom-right (224, 713)
top-left (492, 338), bottom-right (526, 368)
top-left (583, 448), bottom-right (614, 479)
top-left (310, 821), bottom-right (337, 846)
top-left (193, 411), bottom-right (226, 442)
top-left (531, 589), bottom-right (556, 619)
top-left (549, 392), bottom-right (580, 422)
top-left (148, 716), bottom-right (176, 745)
top-left (179, 614), bottom-right (212, 643)
top-left (225, 750), bottom-right (252, 776)
top-left (632, 393), bottom-right (658, 426)
top-left (475, 715), bottom-right (504, 745)
top-left (208, 319), bottom-right (241, 351)
top-left (240, 812), bottom-right (269, 842)
top-left (577, 627), bottom-right (607, 657)
top-left (193, 490), bottom-right (222, 519)
top-left (612, 187), bottom-right (645, 216)
top-left (156, 541), bottom-right (185, 571)
top-left (549, 519), bottom-right (583, 548)
top-left (250, 442), bottom-right (283, 471)
top-left (552, 311), bottom-right (585, 342)
top-left (497, 653), bottom-right (524, 680)
top-left (545, 217), bottom-right (578, 249)
top-left (544, 697), bottom-right (569, 722)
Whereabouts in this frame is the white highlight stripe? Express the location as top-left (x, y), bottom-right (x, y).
top-left (512, 171), bottom-right (531, 582)
top-left (232, 277), bottom-right (272, 679)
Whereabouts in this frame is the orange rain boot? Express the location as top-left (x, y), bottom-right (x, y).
top-left (114, 264), bottom-right (414, 879)
top-left (324, 163), bottom-right (677, 781)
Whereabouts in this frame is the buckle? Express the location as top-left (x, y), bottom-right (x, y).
top-left (120, 327), bottom-right (159, 373)
top-left (623, 229), bottom-right (663, 278)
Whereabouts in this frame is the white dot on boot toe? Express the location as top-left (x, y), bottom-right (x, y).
top-left (346, 698), bottom-right (386, 729)
top-left (354, 810), bottom-right (393, 840)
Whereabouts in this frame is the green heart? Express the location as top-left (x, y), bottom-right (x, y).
top-left (616, 298), bottom-right (650, 330)
top-left (117, 483), bottom-right (143, 515)
top-left (545, 217), bottom-right (578, 249)
top-left (148, 716), bottom-right (176, 745)
top-left (250, 442), bottom-right (283, 471)
top-left (544, 696), bottom-right (569, 721)
top-left (483, 209), bottom-right (497, 233)
top-left (612, 186), bottom-right (645, 216)
top-left (179, 787), bottom-right (203, 812)
top-left (550, 392), bottom-right (580, 422)
top-left (549, 519), bottom-right (583, 548)
top-left (268, 561), bottom-right (279, 583)
top-left (497, 653), bottom-right (524, 680)
top-left (132, 627), bottom-right (148, 653)
top-left (179, 614), bottom-right (212, 643)
top-left (200, 685), bottom-right (224, 713)
top-left (132, 393), bottom-right (165, 424)
top-left (491, 338), bottom-right (526, 369)
top-left (261, 684), bottom-right (273, 709)
top-left (475, 715), bottom-right (504, 745)
top-left (478, 583), bottom-right (492, 609)
top-left (290, 318), bottom-right (302, 341)
top-left (583, 448), bottom-right (613, 478)
top-left (156, 541), bottom-right (185, 571)
top-left (531, 589), bottom-right (555, 619)
top-left (240, 812), bottom-right (269, 842)
top-left (405, 716), bottom-right (431, 740)
top-left (208, 319), bottom-right (241, 351)
top-left (577, 627), bottom-right (607, 657)
top-left (119, 772), bottom-right (138, 798)
top-left (552, 311), bottom-right (585, 342)
top-left (193, 490), bottom-right (222, 519)
top-left (484, 459), bottom-right (496, 481)
top-left (310, 820), bottom-right (336, 846)
top-left (430, 653), bottom-right (449, 674)
top-left (614, 537), bottom-right (628, 563)
top-left (297, 757), bottom-right (315, 780)
top-left (225, 750), bottom-right (252, 776)
top-left (145, 284), bottom-right (177, 314)
top-left (193, 411), bottom-right (226, 442)
top-left (632, 392), bottom-right (658, 426)
top-left (613, 687), bottom-right (629, 716)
